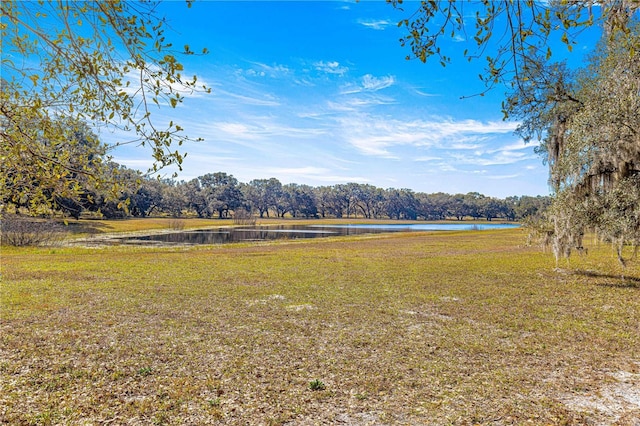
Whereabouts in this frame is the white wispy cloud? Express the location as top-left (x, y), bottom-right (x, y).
top-left (447, 136), bottom-right (489, 150)
top-left (451, 149), bottom-right (529, 166)
top-left (340, 74), bottom-right (396, 94)
top-left (428, 119), bottom-right (518, 137)
top-left (336, 114), bottom-right (518, 158)
top-left (327, 95), bottom-right (395, 112)
top-left (246, 61), bottom-right (291, 78)
top-left (487, 139), bottom-right (531, 153)
top-left (266, 166), bottom-right (371, 184)
top-left (487, 173), bottom-right (522, 180)
top-left (437, 162), bottom-right (460, 172)
top-left (175, 108), bottom-right (329, 153)
top-left (358, 18), bottom-right (393, 30)
top-left (362, 74), bottom-right (395, 91)
top-left (245, 69), bottom-right (266, 77)
top-left (212, 88), bottom-right (281, 107)
top-left (345, 137), bottom-right (398, 158)
top-left (215, 122), bottom-right (262, 139)
top-left (414, 89), bottom-right (440, 97)
top-left (267, 166), bottom-right (331, 176)
top-left (314, 60), bottom-right (349, 75)
top-left (212, 120), bottom-right (325, 141)
top-left (113, 158), bottom-right (154, 169)
top-left (451, 138), bottom-right (537, 166)
top-left (414, 156), bottom-right (444, 162)
top-left (293, 78), bottom-right (316, 87)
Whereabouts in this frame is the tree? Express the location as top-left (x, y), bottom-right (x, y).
top-left (159, 180), bottom-right (188, 217)
top-left (390, 0), bottom-right (638, 92)
top-left (1, 116), bottom-right (109, 216)
top-left (463, 192), bottom-right (484, 220)
top-left (273, 186), bottom-right (291, 218)
top-left (1, 0), bottom-right (208, 214)
top-left (314, 186), bottom-right (332, 218)
top-left (447, 194), bottom-right (466, 221)
top-left (503, 23), bottom-right (639, 264)
top-left (295, 184), bottom-right (319, 219)
top-left (327, 185), bottom-right (351, 218)
top-left (210, 172), bottom-right (244, 219)
top-left (347, 183), bottom-right (384, 219)
top-left (540, 29), bottom-right (640, 265)
top-left (85, 163), bottom-right (141, 219)
top-left (506, 195), bottom-right (551, 221)
top-left (129, 177), bottom-right (165, 217)
top-left (422, 192), bottom-right (453, 220)
top-left (245, 178), bottom-right (282, 218)
top-left (184, 178), bottom-right (208, 218)
top-left (391, 0), bottom-right (639, 265)
top-left (196, 172), bottom-right (244, 219)
top-left (384, 188), bottom-right (418, 220)
top-left (283, 183), bottom-right (318, 218)
top-left (480, 197), bottom-right (506, 222)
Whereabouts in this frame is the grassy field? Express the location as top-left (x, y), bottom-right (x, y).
top-left (1, 222), bottom-right (639, 425)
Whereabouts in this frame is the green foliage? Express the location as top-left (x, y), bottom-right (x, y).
top-left (391, 1), bottom-right (639, 266)
top-left (510, 24), bottom-right (640, 265)
top-left (308, 379), bottom-right (326, 391)
top-left (17, 164), bottom-right (548, 221)
top-left (0, 115), bottom-right (112, 215)
top-left (185, 172), bottom-right (245, 219)
top-left (137, 367), bottom-right (153, 377)
top-left (0, 0), bottom-right (209, 215)
top-left (389, 0), bottom-right (637, 93)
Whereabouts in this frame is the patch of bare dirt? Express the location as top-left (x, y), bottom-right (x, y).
top-left (561, 367), bottom-right (640, 425)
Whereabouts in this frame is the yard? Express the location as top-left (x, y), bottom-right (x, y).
top-left (1, 223), bottom-right (639, 424)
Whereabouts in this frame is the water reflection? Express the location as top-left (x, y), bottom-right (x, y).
top-left (114, 223), bottom-right (519, 246)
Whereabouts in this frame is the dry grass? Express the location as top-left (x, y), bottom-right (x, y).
top-left (63, 218), bottom-right (233, 237)
top-left (62, 217), bottom-right (336, 240)
top-left (1, 224), bottom-right (639, 425)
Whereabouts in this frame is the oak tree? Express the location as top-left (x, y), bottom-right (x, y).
top-left (1, 0), bottom-right (208, 214)
top-left (390, 0), bottom-right (639, 265)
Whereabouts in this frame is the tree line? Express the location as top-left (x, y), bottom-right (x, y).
top-left (6, 162), bottom-right (548, 222)
top-left (0, 112), bottom-right (549, 222)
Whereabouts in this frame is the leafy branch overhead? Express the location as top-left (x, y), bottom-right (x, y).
top-left (391, 0), bottom-right (639, 266)
top-left (1, 0), bottom-right (210, 213)
top-left (389, 0), bottom-right (636, 93)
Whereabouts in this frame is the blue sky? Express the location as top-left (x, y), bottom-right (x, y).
top-left (107, 1), bottom-right (598, 198)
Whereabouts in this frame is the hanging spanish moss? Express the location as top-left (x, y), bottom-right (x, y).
top-left (506, 5), bottom-right (640, 267)
top-left (547, 21), bottom-right (640, 265)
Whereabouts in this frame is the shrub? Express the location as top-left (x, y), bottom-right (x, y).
top-left (308, 379), bottom-right (326, 391)
top-left (1, 215), bottom-right (66, 246)
top-left (168, 218), bottom-right (186, 230)
top-left (233, 209), bottom-right (256, 226)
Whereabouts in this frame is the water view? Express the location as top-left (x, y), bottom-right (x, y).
top-left (114, 223), bottom-right (520, 246)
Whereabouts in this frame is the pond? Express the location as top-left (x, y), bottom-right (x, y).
top-left (112, 223), bottom-right (520, 246)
